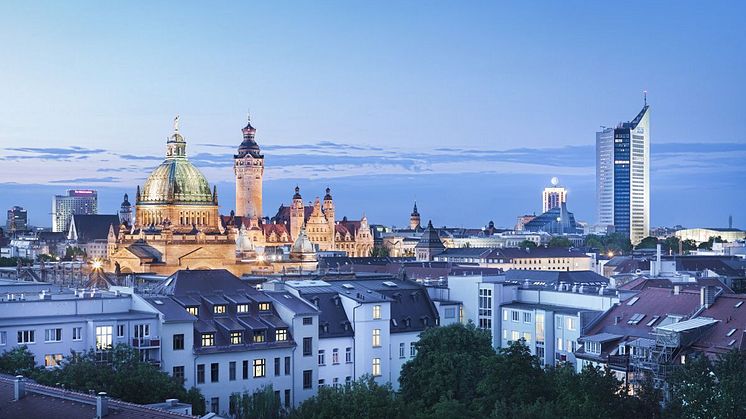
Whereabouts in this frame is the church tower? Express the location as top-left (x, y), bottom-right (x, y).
top-left (290, 186), bottom-right (304, 241)
top-left (409, 201), bottom-right (421, 230)
top-left (323, 187), bottom-right (336, 246)
top-left (234, 114), bottom-right (264, 219)
top-left (119, 193), bottom-right (133, 226)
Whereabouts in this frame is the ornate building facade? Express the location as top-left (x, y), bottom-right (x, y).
top-left (108, 116), bottom-right (373, 275)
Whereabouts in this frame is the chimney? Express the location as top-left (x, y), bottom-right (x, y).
top-left (96, 392), bottom-right (109, 418)
top-left (700, 286), bottom-right (716, 308)
top-left (673, 285), bottom-right (680, 295)
top-left (654, 244), bottom-right (662, 276)
top-left (14, 376), bottom-right (25, 400)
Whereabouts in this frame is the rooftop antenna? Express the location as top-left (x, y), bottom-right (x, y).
top-left (247, 108), bottom-right (251, 122)
top-left (643, 90), bottom-right (648, 106)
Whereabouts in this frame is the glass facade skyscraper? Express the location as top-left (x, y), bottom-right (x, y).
top-left (596, 104), bottom-right (650, 245)
top-left (52, 189), bottom-right (98, 232)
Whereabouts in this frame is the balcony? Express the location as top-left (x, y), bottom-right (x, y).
top-left (608, 354), bottom-right (630, 370)
top-left (132, 337), bottom-right (161, 348)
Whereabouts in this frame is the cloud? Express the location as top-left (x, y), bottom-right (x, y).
top-left (49, 176), bottom-right (120, 184)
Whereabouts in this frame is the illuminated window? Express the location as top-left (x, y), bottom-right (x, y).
top-left (372, 329), bottom-right (381, 347)
top-left (566, 317), bottom-right (577, 331)
top-left (230, 331), bottom-right (242, 345)
top-left (372, 358), bottom-right (381, 376)
top-left (44, 354), bottom-right (63, 367)
top-left (258, 302), bottom-right (271, 311)
top-left (253, 331), bottom-right (265, 343)
top-left (373, 305), bottom-right (381, 320)
top-left (202, 333), bottom-right (215, 347)
top-left (253, 358), bottom-right (266, 377)
top-left (95, 326), bottom-right (112, 350)
top-left (275, 328), bottom-right (288, 341)
top-left (511, 331), bottom-right (520, 342)
top-left (236, 304), bottom-right (249, 313)
top-left (186, 306), bottom-right (199, 316)
top-left (214, 305), bottom-right (226, 314)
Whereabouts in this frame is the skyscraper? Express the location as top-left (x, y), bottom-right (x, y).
top-left (596, 99), bottom-right (650, 245)
top-left (52, 190), bottom-right (98, 232)
top-left (542, 177), bottom-right (567, 213)
top-left (6, 206), bottom-right (28, 233)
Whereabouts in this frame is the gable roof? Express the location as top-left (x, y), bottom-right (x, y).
top-left (69, 214), bottom-right (120, 242)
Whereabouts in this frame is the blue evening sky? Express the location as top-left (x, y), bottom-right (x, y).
top-left (1, 1), bottom-right (744, 229)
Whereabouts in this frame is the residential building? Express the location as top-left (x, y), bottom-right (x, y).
top-left (596, 101), bottom-right (650, 245)
top-left (432, 247), bottom-right (593, 271)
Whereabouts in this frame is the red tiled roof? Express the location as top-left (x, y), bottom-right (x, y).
top-left (692, 294), bottom-right (746, 355)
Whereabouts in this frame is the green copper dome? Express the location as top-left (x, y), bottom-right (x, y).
top-left (140, 120), bottom-right (216, 205)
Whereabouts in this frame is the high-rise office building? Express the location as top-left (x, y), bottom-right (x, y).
top-left (596, 100), bottom-right (650, 245)
top-left (542, 177), bottom-right (567, 213)
top-left (52, 190), bottom-right (98, 232)
top-left (6, 206), bottom-right (28, 233)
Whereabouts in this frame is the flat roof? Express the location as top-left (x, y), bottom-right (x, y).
top-left (656, 317), bottom-right (718, 333)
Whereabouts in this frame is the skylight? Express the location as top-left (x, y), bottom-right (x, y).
top-left (727, 328), bottom-right (736, 337)
top-left (735, 301), bottom-right (744, 308)
top-left (627, 313), bottom-right (646, 325)
top-left (382, 281), bottom-right (398, 287)
top-left (342, 284), bottom-right (355, 289)
top-left (728, 339), bottom-right (737, 346)
top-left (646, 316), bottom-right (660, 327)
top-left (154, 300), bottom-right (163, 305)
top-left (626, 296), bottom-right (640, 306)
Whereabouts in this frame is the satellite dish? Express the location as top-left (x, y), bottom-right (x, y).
top-left (550, 176), bottom-right (559, 186)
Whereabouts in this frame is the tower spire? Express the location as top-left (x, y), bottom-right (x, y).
top-left (643, 90), bottom-right (647, 106)
top-left (174, 115), bottom-right (180, 132)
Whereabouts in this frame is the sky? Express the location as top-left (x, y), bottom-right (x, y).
top-left (1, 1), bottom-right (744, 230)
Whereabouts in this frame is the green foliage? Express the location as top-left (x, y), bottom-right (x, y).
top-left (399, 323), bottom-right (494, 418)
top-left (636, 236), bottom-right (659, 249)
top-left (31, 344), bottom-right (204, 412)
top-left (697, 235), bottom-right (726, 250)
top-left (0, 256), bottom-right (32, 267)
top-left (292, 376), bottom-right (406, 419)
top-left (584, 233), bottom-right (633, 255)
top-left (369, 246), bottom-right (390, 257)
top-left (63, 246), bottom-right (87, 261)
top-left (517, 240), bottom-right (538, 249)
top-left (548, 236), bottom-right (573, 248)
top-left (0, 346), bottom-right (39, 376)
top-left (231, 385), bottom-right (285, 419)
top-left (36, 253), bottom-right (57, 262)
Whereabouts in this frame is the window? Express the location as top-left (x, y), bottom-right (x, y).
top-left (227, 361), bottom-right (236, 381)
top-left (373, 305), bottom-right (381, 320)
top-left (173, 366), bottom-right (185, 383)
top-left (511, 311), bottom-right (520, 322)
top-left (210, 397), bottom-right (219, 414)
top-left (303, 370), bottom-right (312, 389)
top-left (503, 309), bottom-right (509, 321)
top-left (503, 329), bottom-right (508, 340)
top-left (523, 312), bottom-right (532, 324)
top-left (72, 327), bottom-right (82, 341)
top-left (197, 364), bottom-right (205, 384)
top-left (0, 331), bottom-right (5, 346)
top-left (346, 376), bottom-right (352, 384)
top-left (274, 357), bottom-right (281, 376)
top-left (230, 331), bottom-right (242, 345)
top-left (253, 359), bottom-right (266, 377)
top-left (186, 306), bottom-right (199, 316)
top-left (284, 356), bottom-right (291, 375)
top-left (399, 342), bottom-right (405, 358)
top-left (95, 326), bottom-right (111, 349)
top-left (303, 337), bottom-right (312, 356)
top-left (557, 337), bottom-right (564, 351)
top-left (568, 340), bottom-right (576, 352)
top-left (202, 333), bottom-right (215, 347)
top-left (173, 334), bottom-right (184, 350)
top-left (535, 313), bottom-right (545, 343)
top-left (523, 332), bottom-right (531, 344)
top-left (444, 308), bottom-right (456, 319)
top-left (211, 362), bottom-right (219, 382)
top-left (372, 358), bottom-right (381, 376)
top-left (243, 360), bottom-right (249, 379)
top-left (258, 302), bottom-right (271, 311)
top-left (557, 317), bottom-right (563, 329)
top-left (585, 341), bottom-right (601, 354)
top-left (253, 330), bottom-right (265, 343)
top-left (333, 377), bottom-right (339, 387)
top-left (410, 342), bottom-right (416, 357)
top-left (511, 331), bottom-right (520, 342)
top-left (345, 347), bottom-right (352, 363)
top-left (236, 304), bottom-right (249, 313)
top-left (626, 314), bottom-right (645, 325)
top-left (318, 350), bottom-right (326, 365)
top-left (372, 329), bottom-right (381, 347)
top-left (275, 328), bottom-right (288, 341)
top-left (318, 379), bottom-right (325, 388)
top-left (117, 325), bottom-right (125, 338)
top-left (213, 305), bottom-right (226, 314)
top-left (478, 289), bottom-right (492, 330)
top-left (134, 324), bottom-right (149, 338)
top-left (45, 328), bottom-right (62, 343)
top-left (284, 389), bottom-right (290, 407)
top-left (44, 354), bottom-right (63, 367)
top-left (302, 317), bottom-right (313, 325)
top-left (332, 348), bottom-right (339, 364)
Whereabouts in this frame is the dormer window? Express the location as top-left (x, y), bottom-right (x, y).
top-left (230, 331), bottom-right (243, 345)
top-left (201, 333), bottom-right (215, 347)
top-left (186, 306), bottom-right (199, 316)
top-left (585, 341), bottom-right (601, 355)
top-left (253, 330), bottom-right (266, 343)
top-left (258, 302), bottom-right (271, 312)
top-left (236, 304), bottom-right (249, 313)
top-left (214, 305), bottom-right (226, 314)
top-left (276, 328), bottom-right (288, 341)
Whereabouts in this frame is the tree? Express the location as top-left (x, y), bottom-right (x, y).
top-left (518, 240), bottom-right (538, 249)
top-left (548, 237), bottom-right (573, 248)
top-left (292, 376), bottom-right (405, 419)
top-left (0, 346), bottom-right (38, 376)
top-left (636, 236), bottom-right (659, 249)
top-left (665, 355), bottom-right (717, 419)
top-left (399, 323), bottom-right (494, 418)
top-left (369, 246), bottom-right (389, 257)
top-left (231, 385), bottom-right (285, 419)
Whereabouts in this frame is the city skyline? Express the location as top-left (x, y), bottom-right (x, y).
top-left (1, 1), bottom-right (745, 229)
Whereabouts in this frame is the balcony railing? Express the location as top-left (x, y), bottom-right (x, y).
top-left (132, 337), bottom-right (161, 348)
top-left (608, 354), bottom-right (630, 370)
